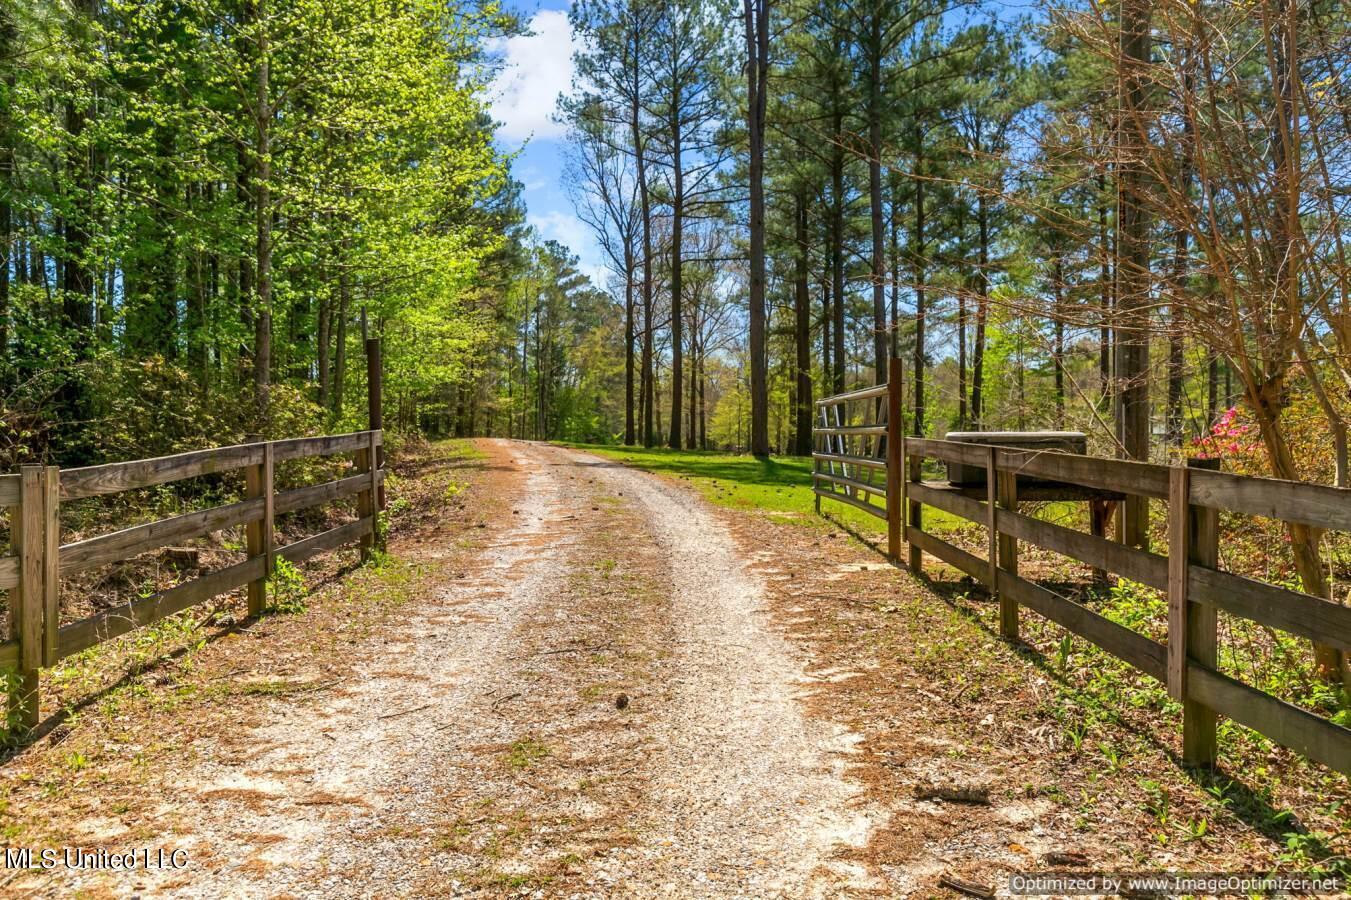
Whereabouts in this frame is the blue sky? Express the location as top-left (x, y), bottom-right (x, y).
top-left (487, 0), bottom-right (609, 284)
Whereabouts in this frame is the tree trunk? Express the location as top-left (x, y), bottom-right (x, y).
top-left (317, 277), bottom-right (332, 411)
top-left (253, 0), bottom-right (273, 429)
top-left (632, 35), bottom-right (656, 448)
top-left (0, 7), bottom-right (13, 378)
top-left (1054, 257), bottom-right (1066, 429)
top-left (831, 132), bottom-right (846, 394)
top-left (1269, 0), bottom-right (1344, 682)
top-left (624, 242), bottom-right (636, 445)
top-left (793, 193), bottom-right (813, 456)
top-left (889, 196), bottom-right (900, 360)
top-left (867, 49), bottom-right (887, 385)
top-left (913, 137), bottom-right (926, 437)
top-left (821, 276), bottom-right (831, 386)
top-left (1116, 0), bottom-right (1152, 547)
top-left (1098, 173), bottom-right (1112, 408)
top-left (746, 0), bottom-right (770, 456)
top-left (970, 190), bottom-right (991, 427)
top-left (1167, 43), bottom-right (1194, 449)
top-left (668, 97), bottom-right (684, 449)
top-left (957, 205), bottom-right (968, 430)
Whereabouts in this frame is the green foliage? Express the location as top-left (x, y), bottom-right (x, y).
top-left (0, 0), bottom-right (519, 463)
top-left (267, 558), bottom-right (307, 615)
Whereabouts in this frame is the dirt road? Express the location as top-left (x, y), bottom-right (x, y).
top-left (51, 440), bottom-right (879, 898)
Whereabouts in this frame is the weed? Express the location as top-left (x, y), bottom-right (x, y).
top-left (1139, 778), bottom-right (1171, 828)
top-left (506, 737), bottom-right (550, 770)
top-left (268, 557), bottom-right (308, 614)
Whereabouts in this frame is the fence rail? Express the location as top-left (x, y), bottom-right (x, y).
top-left (2, 430), bottom-right (385, 726)
top-left (814, 357), bottom-right (1351, 776)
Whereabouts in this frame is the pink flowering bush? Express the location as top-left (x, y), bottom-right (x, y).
top-left (1189, 405), bottom-right (1263, 472)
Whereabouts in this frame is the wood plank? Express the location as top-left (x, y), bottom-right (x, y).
top-left (41, 467), bottom-right (59, 667)
top-left (951, 482), bottom-right (1126, 502)
top-left (908, 480), bottom-right (986, 523)
top-left (274, 473), bottom-right (374, 515)
top-left (277, 517), bottom-right (373, 565)
top-left (994, 508), bottom-right (1168, 591)
top-left (1189, 565), bottom-right (1351, 652)
top-left (0, 555), bottom-right (17, 591)
top-left (57, 558), bottom-right (265, 660)
top-left (1167, 467), bottom-right (1190, 702)
top-left (1184, 462), bottom-right (1220, 767)
top-left (61, 443), bottom-right (263, 500)
top-left (1189, 467), bottom-right (1351, 532)
top-left (271, 431), bottom-right (372, 462)
top-left (60, 498), bottom-right (265, 577)
top-left (815, 384), bottom-right (888, 405)
top-left (1188, 664), bottom-right (1351, 776)
top-left (906, 437), bottom-right (990, 467)
top-left (996, 570), bottom-right (1168, 681)
top-left (811, 452), bottom-right (887, 471)
top-left (813, 471), bottom-right (886, 499)
top-left (906, 526), bottom-right (987, 581)
top-left (0, 639), bottom-right (16, 670)
top-left (994, 447), bottom-right (1170, 499)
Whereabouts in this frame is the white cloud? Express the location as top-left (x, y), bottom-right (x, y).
top-left (488, 10), bottom-right (578, 142)
top-left (530, 209), bottom-right (590, 252)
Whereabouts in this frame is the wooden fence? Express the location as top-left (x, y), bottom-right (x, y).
top-left (814, 358), bottom-right (1351, 776)
top-left (1, 430), bottom-right (385, 727)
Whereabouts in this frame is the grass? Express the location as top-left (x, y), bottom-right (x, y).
top-left (558, 442), bottom-right (964, 533)
top-left (505, 737), bottom-right (550, 770)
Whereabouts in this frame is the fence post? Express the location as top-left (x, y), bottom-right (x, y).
top-left (356, 434), bottom-right (374, 563)
top-left (245, 441), bottom-right (273, 618)
top-left (1170, 460), bottom-right (1219, 767)
top-left (41, 467), bottom-right (59, 667)
top-left (366, 337), bottom-right (385, 516)
top-left (885, 359), bottom-right (903, 563)
top-left (996, 453), bottom-right (1019, 641)
top-left (906, 449), bottom-right (922, 574)
top-left (368, 429), bottom-right (380, 551)
top-left (9, 467), bottom-right (45, 728)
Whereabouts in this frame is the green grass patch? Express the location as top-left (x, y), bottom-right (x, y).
top-left (505, 737), bottom-right (550, 769)
top-left (558, 443), bottom-right (964, 533)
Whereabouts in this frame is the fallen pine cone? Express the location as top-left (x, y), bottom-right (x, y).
top-left (615, 693), bottom-right (630, 710)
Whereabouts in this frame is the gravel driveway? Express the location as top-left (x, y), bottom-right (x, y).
top-left (47, 440), bottom-right (879, 898)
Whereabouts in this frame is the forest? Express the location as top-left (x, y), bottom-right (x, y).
top-left (5, 0), bottom-right (1346, 473)
top-left (3, 2), bottom-right (1350, 572)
